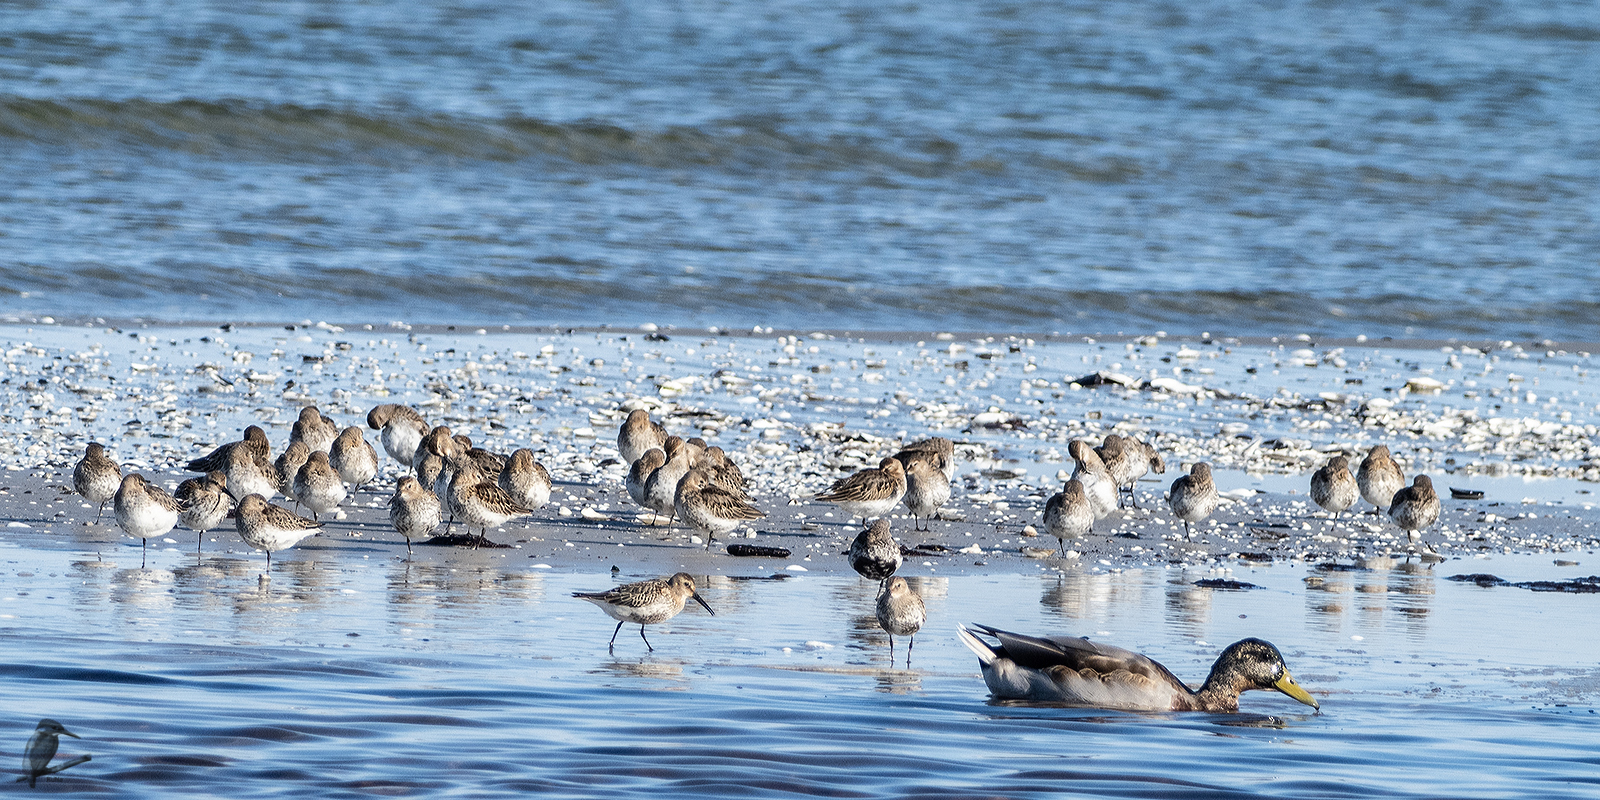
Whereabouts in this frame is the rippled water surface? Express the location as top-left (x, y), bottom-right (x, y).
top-left (2, 540), bottom-right (1598, 797)
top-left (2, 0), bottom-right (1598, 338)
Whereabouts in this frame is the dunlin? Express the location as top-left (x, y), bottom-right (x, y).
top-left (848, 518), bottom-right (901, 584)
top-left (626, 448), bottom-right (668, 523)
top-left (1042, 478), bottom-right (1094, 555)
top-left (958, 624), bottom-right (1318, 712)
top-left (290, 405), bottom-right (338, 454)
top-left (1358, 445), bottom-right (1405, 512)
top-left (573, 572), bottom-right (715, 652)
top-left (702, 446), bottom-right (750, 500)
top-left (617, 408), bottom-right (668, 465)
top-left (274, 441), bottom-right (310, 499)
top-left (1388, 474), bottom-right (1441, 550)
top-left (1122, 436), bottom-right (1166, 508)
top-left (389, 476), bottom-right (442, 555)
top-left (447, 457), bottom-right (531, 546)
top-left (113, 473), bottom-right (181, 567)
top-left (1068, 440), bottom-right (1117, 519)
top-left (643, 437), bottom-right (695, 526)
top-left (175, 471), bottom-right (231, 554)
top-left (367, 403), bottom-right (430, 466)
top-left (899, 452), bottom-right (950, 531)
top-left (895, 437), bottom-right (956, 481)
top-left (186, 425), bottom-right (269, 473)
top-left (876, 576), bottom-right (926, 661)
top-left (224, 442), bottom-right (278, 502)
top-left (234, 493), bottom-right (323, 570)
top-left (816, 457), bottom-right (907, 522)
top-left (1168, 462), bottom-right (1219, 537)
top-left (1310, 455), bottom-right (1358, 521)
top-left (498, 448), bottom-right (552, 511)
top-left (675, 468), bottom-right (764, 548)
top-left (292, 450), bottom-right (346, 522)
top-left (72, 442), bottom-right (121, 522)
top-left (1094, 434), bottom-right (1132, 508)
top-left (458, 435), bottom-right (507, 480)
top-left (24, 719), bottom-right (80, 788)
top-left (329, 426), bottom-right (379, 492)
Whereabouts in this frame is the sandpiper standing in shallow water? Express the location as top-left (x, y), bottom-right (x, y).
top-left (1168, 462), bottom-right (1219, 538)
top-left (234, 493), bottom-right (323, 571)
top-left (573, 572), bottom-right (715, 652)
top-left (368, 403), bottom-right (430, 467)
top-left (876, 576), bottom-right (926, 664)
top-left (848, 518), bottom-right (902, 588)
top-left (1388, 474), bottom-right (1441, 551)
top-left (1358, 444), bottom-right (1405, 512)
top-left (114, 473), bottom-right (181, 567)
top-left (72, 442), bottom-right (121, 522)
top-left (329, 426), bottom-right (379, 493)
top-left (898, 451), bottom-right (950, 531)
top-left (816, 457), bottom-right (907, 523)
top-left (617, 408), bottom-right (668, 465)
top-left (499, 448), bottom-right (552, 511)
top-left (292, 451), bottom-right (347, 522)
top-left (175, 471), bottom-right (231, 554)
top-left (1310, 455), bottom-right (1358, 522)
top-left (1043, 478), bottom-right (1094, 555)
top-left (389, 476), bottom-right (441, 555)
top-left (675, 468), bottom-right (765, 549)
top-left (1069, 440), bottom-right (1117, 520)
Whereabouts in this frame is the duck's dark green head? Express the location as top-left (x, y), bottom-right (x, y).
top-left (1210, 638), bottom-right (1319, 710)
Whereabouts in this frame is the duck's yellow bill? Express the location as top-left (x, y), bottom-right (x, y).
top-left (1274, 671), bottom-right (1319, 710)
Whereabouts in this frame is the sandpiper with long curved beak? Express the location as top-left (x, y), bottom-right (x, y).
top-left (573, 572), bottom-right (715, 652)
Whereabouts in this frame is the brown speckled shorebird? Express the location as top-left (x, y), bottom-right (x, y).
top-left (617, 408), bottom-right (668, 465)
top-left (389, 476), bottom-right (441, 555)
top-left (848, 518), bottom-right (901, 587)
top-left (1069, 440), bottom-right (1117, 520)
top-left (1095, 434), bottom-right (1132, 509)
top-left (368, 403), bottom-right (430, 467)
top-left (894, 437), bottom-right (956, 481)
top-left (114, 473), bottom-right (181, 567)
top-left (447, 457), bottom-right (531, 547)
top-left (1043, 478), bottom-right (1094, 555)
top-left (1358, 445), bottom-right (1405, 513)
top-left (899, 452), bottom-right (950, 531)
top-left (573, 572), bottom-right (715, 652)
top-left (1388, 474), bottom-right (1441, 551)
top-left (329, 426), bottom-right (379, 492)
top-left (816, 457), bottom-right (906, 523)
top-left (643, 437), bottom-right (695, 527)
top-left (876, 576), bottom-right (927, 663)
top-left (675, 468), bottom-right (764, 549)
top-left (1310, 455), bottom-right (1359, 522)
top-left (225, 442), bottom-right (278, 502)
top-left (186, 425), bottom-right (270, 474)
top-left (499, 448), bottom-right (552, 511)
top-left (72, 442), bottom-right (121, 522)
top-left (234, 493), bottom-right (323, 570)
top-left (626, 448), bottom-right (668, 524)
top-left (176, 471), bottom-right (231, 554)
top-left (290, 405), bottom-right (339, 454)
top-left (274, 441), bottom-right (311, 501)
top-left (292, 450), bottom-right (346, 522)
top-left (1168, 462), bottom-right (1219, 538)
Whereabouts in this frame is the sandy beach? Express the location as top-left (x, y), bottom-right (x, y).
top-left (2, 320), bottom-right (1596, 577)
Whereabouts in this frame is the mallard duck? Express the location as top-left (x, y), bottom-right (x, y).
top-left (957, 624), bottom-right (1319, 713)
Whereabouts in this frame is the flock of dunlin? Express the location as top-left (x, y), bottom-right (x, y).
top-left (69, 401), bottom-right (1440, 656)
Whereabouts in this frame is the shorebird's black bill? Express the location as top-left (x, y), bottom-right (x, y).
top-left (692, 592), bottom-right (715, 615)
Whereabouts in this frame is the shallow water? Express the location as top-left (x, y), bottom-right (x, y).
top-left (2, 543), bottom-right (1597, 797)
top-left (3, 0), bottom-right (1599, 339)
